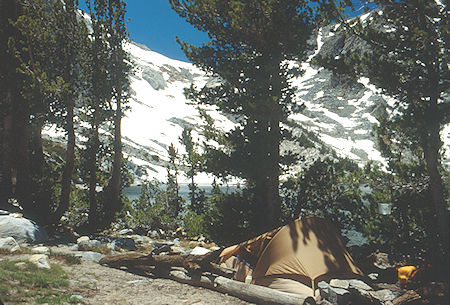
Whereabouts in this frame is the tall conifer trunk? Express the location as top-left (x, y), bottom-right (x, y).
top-left (88, 119), bottom-right (100, 231)
top-left (0, 93), bottom-right (14, 206)
top-left (107, 92), bottom-right (122, 219)
top-left (56, 98), bottom-right (75, 222)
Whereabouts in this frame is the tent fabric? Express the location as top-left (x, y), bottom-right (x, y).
top-left (219, 217), bottom-right (362, 296)
top-left (220, 256), bottom-right (253, 282)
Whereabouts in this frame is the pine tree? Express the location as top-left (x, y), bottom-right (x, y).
top-left (180, 128), bottom-right (205, 214)
top-left (51, 0), bottom-right (91, 223)
top-left (84, 0), bottom-right (129, 230)
top-left (85, 0), bottom-right (113, 229)
top-left (166, 143), bottom-right (183, 219)
top-left (104, 0), bottom-right (130, 223)
top-left (326, 0), bottom-right (449, 258)
top-left (170, 0), bottom-right (319, 232)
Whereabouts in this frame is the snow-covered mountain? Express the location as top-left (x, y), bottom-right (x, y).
top-left (44, 19), bottom-right (450, 185)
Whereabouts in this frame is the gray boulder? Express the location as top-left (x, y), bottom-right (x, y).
top-left (75, 251), bottom-right (104, 263)
top-left (0, 215), bottom-right (48, 244)
top-left (0, 236), bottom-right (20, 252)
top-left (78, 239), bottom-right (102, 251)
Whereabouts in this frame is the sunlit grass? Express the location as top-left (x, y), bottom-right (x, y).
top-left (0, 259), bottom-right (77, 304)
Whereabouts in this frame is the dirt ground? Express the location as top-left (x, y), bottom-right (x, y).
top-left (1, 248), bottom-right (250, 305)
top-left (64, 259), bottom-right (250, 305)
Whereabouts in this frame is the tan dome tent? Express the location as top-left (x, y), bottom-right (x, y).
top-left (219, 217), bottom-right (362, 296)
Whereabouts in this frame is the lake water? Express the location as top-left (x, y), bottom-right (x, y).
top-left (123, 184), bottom-right (237, 202)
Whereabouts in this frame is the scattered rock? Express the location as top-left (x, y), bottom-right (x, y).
top-left (32, 246), bottom-right (50, 254)
top-left (328, 286), bottom-right (351, 304)
top-left (169, 245), bottom-right (186, 255)
top-left (190, 246), bottom-right (211, 256)
top-left (0, 236), bottom-right (20, 252)
top-left (127, 279), bottom-right (148, 285)
top-left (318, 281), bottom-right (330, 300)
top-left (108, 237), bottom-right (136, 251)
top-left (78, 239), bottom-right (102, 251)
top-left (29, 254), bottom-right (50, 269)
top-left (14, 261), bottom-right (27, 269)
top-left (0, 215), bottom-right (48, 244)
top-left (369, 273), bottom-right (379, 280)
top-left (77, 236), bottom-right (90, 243)
top-left (187, 241), bottom-right (199, 248)
top-left (148, 230), bottom-right (161, 239)
top-left (173, 238), bottom-right (181, 246)
top-left (370, 289), bottom-right (397, 303)
top-left (75, 251), bottom-right (104, 263)
top-left (70, 294), bottom-right (88, 304)
top-left (330, 279), bottom-right (350, 289)
top-left (371, 252), bottom-right (394, 269)
top-left (119, 228), bottom-right (133, 235)
top-left (349, 279), bottom-right (373, 291)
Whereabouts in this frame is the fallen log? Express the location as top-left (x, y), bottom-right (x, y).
top-left (168, 270), bottom-right (316, 305)
top-left (99, 250), bottom-right (234, 277)
top-left (100, 252), bottom-right (316, 304)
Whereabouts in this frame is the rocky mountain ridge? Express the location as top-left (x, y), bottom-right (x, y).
top-left (43, 15), bottom-right (449, 185)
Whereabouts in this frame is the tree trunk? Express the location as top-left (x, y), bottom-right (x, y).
top-left (29, 121), bottom-right (52, 223)
top-left (14, 97), bottom-right (32, 212)
top-left (88, 120), bottom-right (99, 231)
top-left (423, 123), bottom-right (448, 257)
top-left (110, 95), bottom-right (122, 211)
top-left (55, 98), bottom-right (75, 223)
top-left (0, 92), bottom-right (14, 207)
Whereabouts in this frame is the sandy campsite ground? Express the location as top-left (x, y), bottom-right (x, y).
top-left (0, 249), bottom-right (249, 305)
top-left (63, 259), bottom-right (249, 305)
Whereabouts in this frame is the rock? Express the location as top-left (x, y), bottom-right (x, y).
top-left (187, 241), bottom-right (199, 248)
top-left (349, 279), bottom-right (373, 291)
top-left (29, 254), bottom-right (50, 269)
top-left (75, 251), bottom-right (104, 263)
top-left (77, 236), bottom-right (90, 243)
top-left (15, 262), bottom-right (27, 269)
top-left (127, 280), bottom-right (148, 285)
top-left (119, 228), bottom-right (133, 235)
top-left (318, 281), bottom-right (330, 300)
top-left (109, 237), bottom-right (136, 251)
top-left (330, 279), bottom-right (350, 289)
top-left (173, 238), bottom-right (181, 246)
top-left (32, 246), bottom-right (50, 254)
top-left (370, 289), bottom-right (397, 303)
top-left (169, 246), bottom-right (186, 255)
top-left (371, 252), bottom-right (394, 269)
top-left (329, 286), bottom-right (351, 305)
top-left (78, 239), bottom-right (102, 251)
top-left (70, 294), bottom-right (88, 304)
top-left (190, 246), bottom-right (211, 256)
top-left (0, 236), bottom-right (20, 252)
top-left (148, 230), bottom-right (160, 239)
top-left (369, 273), bottom-right (379, 280)
top-left (0, 215), bottom-right (48, 244)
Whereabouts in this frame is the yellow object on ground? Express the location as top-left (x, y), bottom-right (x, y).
top-left (397, 266), bottom-right (418, 285)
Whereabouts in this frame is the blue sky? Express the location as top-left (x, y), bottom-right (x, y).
top-left (79, 1), bottom-right (375, 63)
top-left (79, 0), bottom-right (208, 62)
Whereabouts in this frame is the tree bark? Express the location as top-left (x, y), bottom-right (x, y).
top-left (55, 98), bottom-right (75, 223)
top-left (423, 123), bottom-right (448, 257)
top-left (108, 93), bottom-right (122, 214)
top-left (88, 120), bottom-right (99, 231)
top-left (0, 92), bottom-right (14, 207)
